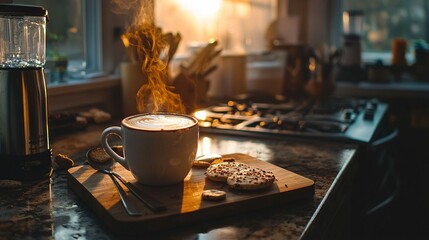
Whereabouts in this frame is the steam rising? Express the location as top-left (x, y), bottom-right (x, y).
top-left (113, 0), bottom-right (186, 114)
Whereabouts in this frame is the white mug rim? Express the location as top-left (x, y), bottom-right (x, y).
top-left (121, 112), bottom-right (198, 132)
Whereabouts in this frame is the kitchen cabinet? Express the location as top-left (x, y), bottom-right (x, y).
top-left (335, 80), bottom-right (429, 239)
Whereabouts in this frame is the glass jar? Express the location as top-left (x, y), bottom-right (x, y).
top-left (342, 10), bottom-right (364, 36)
top-left (0, 4), bottom-right (48, 68)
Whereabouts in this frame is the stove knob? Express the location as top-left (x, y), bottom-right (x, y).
top-left (365, 103), bottom-right (375, 111)
top-left (369, 99), bottom-right (378, 110)
top-left (363, 109), bottom-right (375, 120)
top-left (353, 107), bottom-right (360, 113)
top-left (343, 110), bottom-right (353, 120)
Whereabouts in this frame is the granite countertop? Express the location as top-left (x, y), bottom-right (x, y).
top-left (0, 122), bottom-right (358, 239)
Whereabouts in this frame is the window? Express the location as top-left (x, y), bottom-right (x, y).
top-left (155, 0), bottom-right (277, 55)
top-left (14, 0), bottom-right (102, 83)
top-left (342, 0), bottom-right (428, 63)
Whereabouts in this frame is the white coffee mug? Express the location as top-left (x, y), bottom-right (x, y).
top-left (101, 113), bottom-right (199, 186)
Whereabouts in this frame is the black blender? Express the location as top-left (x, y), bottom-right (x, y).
top-left (0, 4), bottom-right (52, 180)
top-left (335, 10), bottom-right (366, 83)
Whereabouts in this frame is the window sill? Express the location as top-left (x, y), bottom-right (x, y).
top-left (48, 75), bottom-right (121, 96)
top-left (47, 75), bottom-right (121, 114)
top-left (335, 81), bottom-right (429, 101)
top-left (362, 52), bottom-right (414, 65)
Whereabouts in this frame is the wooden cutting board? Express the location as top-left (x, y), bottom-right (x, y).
top-left (67, 153), bottom-right (314, 234)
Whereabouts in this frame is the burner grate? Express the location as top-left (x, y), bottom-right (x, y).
top-left (193, 98), bottom-right (388, 143)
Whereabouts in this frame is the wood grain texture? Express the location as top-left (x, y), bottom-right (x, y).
top-left (67, 153), bottom-right (314, 234)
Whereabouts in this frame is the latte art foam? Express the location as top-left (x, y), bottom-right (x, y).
top-left (125, 114), bottom-right (196, 131)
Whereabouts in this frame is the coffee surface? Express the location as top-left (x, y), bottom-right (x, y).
top-left (124, 114), bottom-right (196, 131)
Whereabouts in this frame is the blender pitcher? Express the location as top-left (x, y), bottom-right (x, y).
top-left (0, 4), bottom-right (52, 180)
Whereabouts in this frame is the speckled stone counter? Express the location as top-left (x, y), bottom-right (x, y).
top-left (0, 123), bottom-right (359, 239)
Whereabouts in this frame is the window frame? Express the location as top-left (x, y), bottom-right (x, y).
top-left (43, 0), bottom-right (121, 114)
top-left (12, 0), bottom-right (103, 77)
top-left (84, 0), bottom-right (102, 74)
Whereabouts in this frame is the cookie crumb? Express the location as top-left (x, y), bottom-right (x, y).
top-left (222, 157), bottom-right (235, 162)
top-left (192, 161), bottom-right (211, 168)
top-left (195, 153), bottom-right (222, 163)
top-left (55, 154), bottom-right (75, 170)
top-left (201, 189), bottom-right (226, 201)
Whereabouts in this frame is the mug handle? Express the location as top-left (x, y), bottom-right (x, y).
top-left (100, 126), bottom-right (129, 170)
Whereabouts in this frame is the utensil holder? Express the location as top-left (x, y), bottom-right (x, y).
top-left (120, 62), bottom-right (148, 117)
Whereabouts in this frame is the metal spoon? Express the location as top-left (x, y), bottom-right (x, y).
top-left (86, 148), bottom-right (166, 213)
top-left (86, 148), bottom-right (142, 216)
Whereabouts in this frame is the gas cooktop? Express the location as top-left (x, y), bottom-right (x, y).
top-left (193, 97), bottom-right (388, 144)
